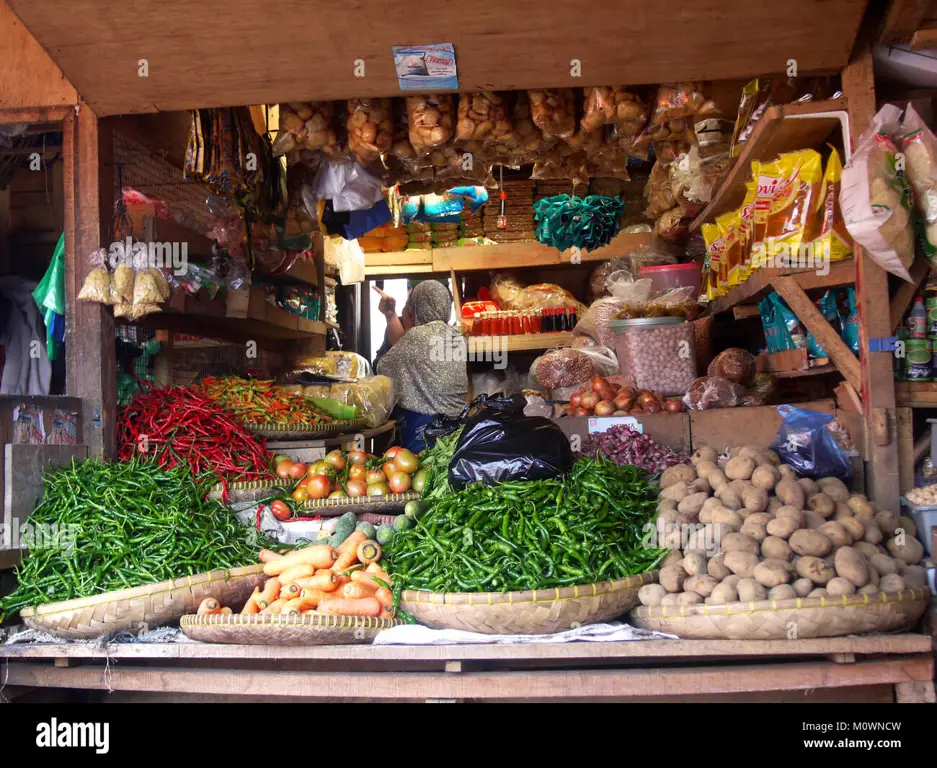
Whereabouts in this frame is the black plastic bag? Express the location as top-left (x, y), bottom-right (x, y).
top-left (772, 405), bottom-right (852, 480)
top-left (447, 395), bottom-right (573, 489)
top-left (424, 393), bottom-right (523, 448)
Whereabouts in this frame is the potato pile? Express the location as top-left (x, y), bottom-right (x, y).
top-left (905, 483), bottom-right (937, 506)
top-left (406, 94), bottom-right (455, 154)
top-left (347, 98), bottom-right (394, 165)
top-left (638, 444), bottom-right (931, 610)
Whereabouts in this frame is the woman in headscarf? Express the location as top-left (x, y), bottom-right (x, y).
top-left (375, 280), bottom-right (467, 452)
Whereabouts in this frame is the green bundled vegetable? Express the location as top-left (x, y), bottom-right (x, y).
top-left (386, 456), bottom-right (668, 593)
top-left (418, 426), bottom-right (463, 500)
top-left (0, 457), bottom-right (269, 620)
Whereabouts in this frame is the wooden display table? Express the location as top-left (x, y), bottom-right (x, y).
top-left (0, 634), bottom-right (932, 703)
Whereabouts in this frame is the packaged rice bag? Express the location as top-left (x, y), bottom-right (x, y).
top-left (807, 148), bottom-right (853, 262)
top-left (899, 103), bottom-right (937, 256)
top-left (841, 104), bottom-right (916, 281)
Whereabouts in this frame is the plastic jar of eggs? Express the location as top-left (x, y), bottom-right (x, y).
top-left (611, 317), bottom-right (697, 396)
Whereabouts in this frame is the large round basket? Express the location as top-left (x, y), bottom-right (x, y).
top-left (630, 588), bottom-right (931, 640)
top-left (401, 571), bottom-right (657, 635)
top-left (302, 492), bottom-right (416, 516)
top-left (209, 478), bottom-right (290, 502)
top-left (180, 612), bottom-right (404, 645)
top-left (244, 418), bottom-right (367, 440)
top-left (19, 565), bottom-right (266, 640)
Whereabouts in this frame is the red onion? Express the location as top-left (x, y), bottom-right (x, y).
top-left (574, 424), bottom-right (688, 473)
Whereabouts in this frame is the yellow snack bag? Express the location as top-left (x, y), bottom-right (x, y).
top-left (737, 181), bottom-right (757, 281)
top-left (808, 148), bottom-right (853, 262)
top-left (702, 222), bottom-right (725, 299)
top-left (716, 211), bottom-right (740, 289)
top-left (751, 157), bottom-right (778, 270)
top-left (759, 149), bottom-right (823, 267)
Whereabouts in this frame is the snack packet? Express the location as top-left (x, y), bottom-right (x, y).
top-left (407, 94), bottom-right (455, 155)
top-left (899, 103), bottom-right (937, 256)
top-left (716, 211), bottom-right (739, 288)
top-left (77, 248), bottom-right (113, 304)
top-left (701, 222), bottom-right (725, 299)
top-left (346, 98), bottom-right (394, 166)
top-left (807, 148), bottom-right (853, 262)
top-left (737, 181), bottom-right (757, 281)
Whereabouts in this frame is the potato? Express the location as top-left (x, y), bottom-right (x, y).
top-left (777, 464), bottom-right (797, 481)
top-left (661, 593), bottom-right (681, 606)
top-left (661, 464), bottom-right (696, 488)
top-left (742, 486), bottom-right (769, 514)
top-left (817, 477), bottom-right (850, 502)
top-left (657, 508), bottom-right (679, 528)
top-left (766, 497), bottom-right (783, 514)
top-left (796, 555), bottom-right (835, 585)
top-left (878, 573), bottom-right (907, 593)
top-left (856, 541), bottom-right (881, 560)
top-left (698, 507), bottom-right (714, 525)
top-left (857, 584), bottom-right (880, 595)
top-left (902, 565), bottom-right (927, 589)
top-left (659, 481), bottom-right (689, 502)
top-left (700, 497), bottom-right (722, 516)
top-left (826, 577), bottom-right (856, 596)
top-left (661, 550), bottom-right (684, 568)
top-left (638, 584), bottom-right (668, 606)
top-left (818, 521), bottom-right (852, 549)
top-left (728, 479), bottom-right (752, 496)
top-left (896, 515), bottom-right (918, 538)
top-left (803, 510), bottom-right (826, 529)
top-left (659, 565), bottom-right (689, 593)
top-left (847, 495), bottom-right (875, 518)
top-left (886, 534), bottom-right (924, 565)
top-left (768, 584), bottom-right (797, 601)
top-left (739, 446), bottom-right (765, 465)
top-left (839, 516), bottom-right (865, 541)
top-left (724, 550), bottom-right (760, 578)
top-left (775, 479), bottom-right (805, 509)
top-left (707, 553), bottom-right (731, 580)
top-left (677, 591), bottom-right (703, 605)
top-left (691, 446), bottom-right (717, 465)
top-left (681, 551), bottom-right (708, 577)
top-left (694, 460), bottom-right (718, 479)
top-left (833, 546), bottom-right (869, 587)
top-left (725, 456), bottom-right (755, 481)
top-left (676, 509), bottom-right (700, 527)
top-left (657, 498), bottom-right (678, 514)
top-left (684, 575), bottom-right (719, 597)
top-left (867, 566), bottom-right (880, 586)
top-left (715, 487), bottom-right (742, 511)
top-left (766, 516), bottom-right (800, 540)
top-left (746, 512), bottom-right (773, 527)
top-left (797, 477), bottom-right (820, 497)
top-left (832, 503), bottom-right (854, 521)
top-left (862, 522), bottom-right (883, 545)
top-left (689, 477), bottom-right (712, 495)
top-left (874, 510), bottom-right (900, 537)
top-left (707, 468), bottom-right (728, 488)
top-left (761, 449), bottom-right (780, 465)
top-left (807, 492), bottom-right (835, 519)
top-left (789, 529), bottom-right (833, 557)
top-left (737, 577), bottom-right (767, 602)
top-left (775, 505), bottom-right (804, 526)
top-left (750, 465), bottom-right (780, 490)
top-left (677, 492), bottom-right (708, 518)
top-left (709, 581), bottom-right (739, 605)
top-left (722, 573), bottom-right (742, 588)
top-left (721, 532), bottom-right (760, 555)
top-left (712, 507), bottom-right (744, 529)
top-left (739, 520), bottom-right (768, 543)
top-left (659, 524), bottom-right (683, 550)
top-left (761, 535), bottom-right (792, 561)
top-left (792, 577), bottom-right (814, 597)
top-left (808, 588), bottom-right (829, 598)
top-left (754, 559), bottom-right (792, 588)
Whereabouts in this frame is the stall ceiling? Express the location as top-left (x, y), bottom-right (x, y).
top-left (8, 0), bottom-right (868, 117)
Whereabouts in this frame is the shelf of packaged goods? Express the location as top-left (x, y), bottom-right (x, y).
top-left (466, 331), bottom-right (574, 353)
top-left (265, 257), bottom-right (319, 287)
top-left (895, 382), bottom-right (937, 409)
top-left (689, 99), bottom-right (849, 234)
top-left (708, 258), bottom-right (855, 315)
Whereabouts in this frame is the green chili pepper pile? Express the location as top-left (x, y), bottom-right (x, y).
top-left (0, 457), bottom-right (268, 620)
top-left (418, 426), bottom-right (463, 500)
top-left (386, 456), bottom-right (668, 593)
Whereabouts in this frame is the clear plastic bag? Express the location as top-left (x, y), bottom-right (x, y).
top-left (407, 94), bottom-right (455, 155)
top-left (534, 348), bottom-right (595, 389)
top-left (346, 98), bottom-right (394, 166)
top-left (573, 296), bottom-right (625, 348)
top-left (587, 257), bottom-right (631, 302)
top-left (273, 101), bottom-right (341, 158)
top-left (576, 345), bottom-right (619, 377)
top-left (683, 375), bottom-right (742, 411)
top-left (582, 87), bottom-right (648, 144)
top-left (456, 91), bottom-right (514, 147)
top-left (528, 89), bottom-right (576, 139)
top-left (489, 272), bottom-right (526, 309)
top-left (606, 271), bottom-right (654, 302)
top-left (772, 404), bottom-right (852, 479)
top-left (349, 375), bottom-right (395, 428)
top-left (900, 103), bottom-right (937, 254)
top-left (632, 83), bottom-right (706, 162)
top-left (77, 248), bottom-right (113, 304)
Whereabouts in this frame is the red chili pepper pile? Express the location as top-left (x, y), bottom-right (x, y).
top-left (118, 386), bottom-right (274, 494)
top-left (196, 376), bottom-right (333, 426)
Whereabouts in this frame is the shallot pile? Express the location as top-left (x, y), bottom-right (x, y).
top-left (574, 425), bottom-right (688, 473)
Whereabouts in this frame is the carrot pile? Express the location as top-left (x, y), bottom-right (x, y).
top-left (198, 531), bottom-right (394, 619)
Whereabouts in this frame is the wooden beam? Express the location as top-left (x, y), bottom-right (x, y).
top-left (879, 0), bottom-right (933, 44)
top-left (897, 407), bottom-right (916, 494)
top-left (771, 276), bottom-right (862, 393)
top-left (0, 105), bottom-right (72, 124)
top-left (842, 14), bottom-right (902, 508)
top-left (891, 256), bottom-right (929, 331)
top-left (910, 26), bottom-right (937, 49)
top-left (63, 104), bottom-right (117, 458)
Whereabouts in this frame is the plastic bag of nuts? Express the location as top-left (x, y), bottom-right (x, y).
top-left (533, 348), bottom-right (595, 389)
top-left (273, 101), bottom-right (341, 158)
top-left (528, 89), bottom-right (576, 139)
top-left (612, 318), bottom-right (697, 395)
top-left (347, 98), bottom-right (394, 166)
top-left (407, 94), bottom-right (455, 155)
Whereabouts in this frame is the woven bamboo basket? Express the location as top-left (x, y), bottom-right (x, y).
top-left (19, 565), bottom-right (266, 640)
top-left (401, 571), bottom-right (657, 635)
top-left (301, 492), bottom-right (416, 516)
top-left (180, 612), bottom-right (403, 645)
top-left (356, 512), bottom-right (399, 526)
top-left (244, 418), bottom-right (367, 439)
top-left (209, 478), bottom-right (289, 502)
top-left (630, 588), bottom-right (931, 640)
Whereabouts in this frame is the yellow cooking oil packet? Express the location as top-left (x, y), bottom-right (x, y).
top-left (716, 211), bottom-right (740, 289)
top-left (762, 149), bottom-right (823, 267)
top-left (701, 222), bottom-right (724, 299)
top-left (737, 181), bottom-right (757, 281)
top-left (808, 147), bottom-right (853, 262)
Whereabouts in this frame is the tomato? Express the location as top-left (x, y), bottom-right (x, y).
top-left (366, 469), bottom-right (386, 485)
top-left (288, 462), bottom-right (308, 480)
top-left (270, 500), bottom-right (292, 521)
top-left (310, 460), bottom-right (331, 476)
top-left (393, 448), bottom-right (419, 475)
top-left (324, 450), bottom-right (346, 471)
top-left (382, 460), bottom-right (398, 480)
top-left (272, 454), bottom-right (292, 468)
top-left (306, 474), bottom-right (332, 500)
top-left (294, 476), bottom-right (309, 489)
top-left (348, 464), bottom-right (367, 482)
top-left (384, 446), bottom-right (403, 460)
top-left (388, 470), bottom-right (412, 494)
top-left (411, 468), bottom-right (429, 494)
top-left (346, 450), bottom-right (367, 466)
top-left (291, 487), bottom-right (308, 502)
top-left (345, 479), bottom-right (368, 497)
top-left (276, 461), bottom-right (294, 479)
top-left (367, 481), bottom-right (390, 496)
top-left (328, 489), bottom-right (346, 498)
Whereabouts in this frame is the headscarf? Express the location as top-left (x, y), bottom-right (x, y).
top-left (408, 280), bottom-right (452, 326)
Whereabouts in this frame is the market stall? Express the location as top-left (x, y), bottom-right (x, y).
top-left (0, 0), bottom-right (935, 706)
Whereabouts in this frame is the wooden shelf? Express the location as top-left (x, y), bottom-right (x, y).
top-left (468, 331), bottom-right (574, 353)
top-left (756, 348), bottom-right (838, 378)
top-left (896, 382), bottom-right (937, 409)
top-left (264, 258), bottom-right (318, 287)
top-left (690, 99), bottom-right (848, 233)
top-left (709, 259), bottom-right (855, 315)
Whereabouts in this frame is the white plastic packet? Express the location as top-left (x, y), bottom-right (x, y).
top-left (899, 103), bottom-right (937, 255)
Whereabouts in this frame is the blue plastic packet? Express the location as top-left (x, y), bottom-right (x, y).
top-left (772, 405), bottom-right (852, 480)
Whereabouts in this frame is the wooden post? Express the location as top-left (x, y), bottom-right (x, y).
top-left (63, 105), bottom-right (117, 458)
top-left (842, 20), bottom-right (901, 507)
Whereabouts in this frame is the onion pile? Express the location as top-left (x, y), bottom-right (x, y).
top-left (575, 425), bottom-right (689, 473)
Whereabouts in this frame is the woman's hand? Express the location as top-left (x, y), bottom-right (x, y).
top-left (373, 285), bottom-right (396, 317)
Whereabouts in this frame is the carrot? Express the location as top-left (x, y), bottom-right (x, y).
top-left (374, 587), bottom-right (394, 608)
top-left (241, 587), bottom-right (261, 615)
top-left (220, 607), bottom-right (233, 615)
top-left (258, 578), bottom-right (282, 605)
top-left (279, 583), bottom-right (302, 601)
top-left (259, 548), bottom-right (284, 563)
top-left (379, 604), bottom-right (396, 620)
top-left (295, 571), bottom-right (338, 592)
top-left (366, 563), bottom-right (384, 574)
top-left (334, 574), bottom-right (352, 586)
top-left (351, 570), bottom-right (391, 589)
top-left (356, 540), bottom-right (382, 564)
top-left (342, 582), bottom-right (376, 600)
top-left (317, 597), bottom-right (382, 617)
top-left (197, 597), bottom-right (221, 615)
top-left (332, 549), bottom-right (358, 573)
top-left (281, 598), bottom-right (305, 616)
top-left (263, 545), bottom-right (336, 576)
top-left (298, 588), bottom-right (334, 607)
top-left (337, 530), bottom-right (367, 556)
top-left (261, 599), bottom-right (287, 615)
top-left (277, 563), bottom-right (316, 584)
